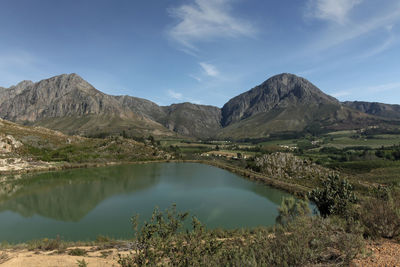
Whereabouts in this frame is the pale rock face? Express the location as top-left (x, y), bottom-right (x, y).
top-left (0, 74), bottom-right (130, 122)
top-left (0, 134), bottom-right (23, 153)
top-left (255, 152), bottom-right (336, 180)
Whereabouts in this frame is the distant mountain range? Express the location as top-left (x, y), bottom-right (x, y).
top-left (0, 73), bottom-right (398, 139)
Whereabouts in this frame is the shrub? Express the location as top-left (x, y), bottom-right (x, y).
top-left (361, 197), bottom-right (400, 239)
top-left (276, 197), bottom-right (310, 225)
top-left (28, 236), bottom-right (64, 251)
top-left (76, 259), bottom-right (88, 267)
top-left (119, 204), bottom-right (364, 267)
top-left (68, 248), bottom-right (87, 256)
top-left (267, 216), bottom-right (363, 266)
top-left (308, 175), bottom-right (357, 217)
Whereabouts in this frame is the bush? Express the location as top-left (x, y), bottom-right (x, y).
top-left (308, 175), bottom-right (357, 217)
top-left (68, 248), bottom-right (87, 256)
top-left (276, 197), bottom-right (310, 225)
top-left (361, 197), bottom-right (400, 239)
top-left (28, 236), bottom-right (64, 251)
top-left (267, 216), bottom-right (363, 266)
top-left (119, 204), bottom-right (364, 267)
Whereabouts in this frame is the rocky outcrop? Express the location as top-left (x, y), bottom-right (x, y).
top-left (0, 134), bottom-right (23, 154)
top-left (255, 152), bottom-right (335, 180)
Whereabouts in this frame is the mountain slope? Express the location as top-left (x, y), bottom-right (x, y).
top-left (0, 74), bottom-right (175, 137)
top-left (343, 101), bottom-right (400, 120)
top-left (1, 73), bottom-right (397, 140)
top-left (221, 73), bottom-right (339, 126)
top-left (0, 74), bottom-right (222, 138)
top-left (218, 73), bottom-right (380, 138)
top-left (160, 103), bottom-right (222, 138)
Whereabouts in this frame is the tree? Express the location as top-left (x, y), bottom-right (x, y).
top-left (308, 175), bottom-right (357, 217)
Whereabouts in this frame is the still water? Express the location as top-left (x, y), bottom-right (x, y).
top-left (0, 163), bottom-right (291, 242)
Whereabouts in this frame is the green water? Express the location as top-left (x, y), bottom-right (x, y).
top-left (0, 163), bottom-right (291, 243)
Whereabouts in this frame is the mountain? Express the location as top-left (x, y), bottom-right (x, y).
top-left (1, 73), bottom-right (397, 140)
top-left (343, 101), bottom-right (400, 120)
top-left (160, 103), bottom-right (222, 138)
top-left (221, 73), bottom-right (339, 126)
top-left (0, 74), bottom-right (174, 137)
top-left (0, 74), bottom-right (220, 138)
top-left (114, 96), bottom-right (222, 138)
top-left (218, 73), bottom-right (380, 139)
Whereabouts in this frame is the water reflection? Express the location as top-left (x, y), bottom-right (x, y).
top-left (0, 163), bottom-right (291, 242)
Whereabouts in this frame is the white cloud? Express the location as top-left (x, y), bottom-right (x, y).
top-left (199, 62), bottom-right (219, 77)
top-left (307, 0), bottom-right (363, 24)
top-left (167, 89), bottom-right (184, 101)
top-left (167, 89), bottom-right (202, 104)
top-left (167, 0), bottom-right (256, 49)
top-left (331, 90), bottom-right (351, 98)
top-left (189, 74), bottom-right (202, 82)
top-left (304, 3), bottom-right (400, 55)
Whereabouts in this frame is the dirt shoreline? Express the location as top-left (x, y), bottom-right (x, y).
top-left (1, 239), bottom-right (399, 267)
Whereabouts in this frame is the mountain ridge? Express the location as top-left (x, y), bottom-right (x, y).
top-left (1, 73), bottom-right (398, 139)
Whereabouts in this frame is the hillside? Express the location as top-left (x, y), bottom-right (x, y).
top-left (160, 103), bottom-right (222, 138)
top-left (0, 118), bottom-right (167, 174)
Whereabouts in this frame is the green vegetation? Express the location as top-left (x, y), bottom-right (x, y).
top-left (118, 203), bottom-right (364, 266)
top-left (68, 248), bottom-right (87, 256)
top-left (308, 175), bottom-right (357, 217)
top-left (2, 118), bottom-right (400, 265)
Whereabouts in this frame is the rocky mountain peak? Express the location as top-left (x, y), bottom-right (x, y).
top-left (221, 73), bottom-right (339, 126)
top-left (14, 80), bottom-right (34, 89)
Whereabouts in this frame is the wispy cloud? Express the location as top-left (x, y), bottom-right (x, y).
top-left (307, 0), bottom-right (363, 24)
top-left (168, 89), bottom-right (184, 100)
top-left (304, 1), bottom-right (400, 56)
top-left (357, 25), bottom-right (397, 59)
top-left (331, 90), bottom-right (351, 98)
top-left (167, 0), bottom-right (256, 50)
top-left (365, 82), bottom-right (400, 93)
top-left (189, 74), bottom-right (202, 82)
top-left (0, 50), bottom-right (45, 87)
top-left (199, 62), bottom-right (219, 77)
top-left (167, 89), bottom-right (201, 104)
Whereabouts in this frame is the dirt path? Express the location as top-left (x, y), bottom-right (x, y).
top-left (0, 246), bottom-right (131, 267)
top-left (352, 239), bottom-right (400, 267)
top-left (1, 239), bottom-right (400, 266)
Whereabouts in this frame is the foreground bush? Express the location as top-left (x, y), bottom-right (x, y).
top-left (361, 195), bottom-right (400, 239)
top-left (118, 204), bottom-right (364, 266)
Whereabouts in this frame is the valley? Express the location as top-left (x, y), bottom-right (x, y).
top-left (0, 73), bottom-right (399, 266)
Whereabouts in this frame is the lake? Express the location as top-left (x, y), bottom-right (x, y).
top-left (0, 163), bottom-right (291, 243)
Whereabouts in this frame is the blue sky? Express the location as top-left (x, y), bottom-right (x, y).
top-left (1, 0), bottom-right (400, 107)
